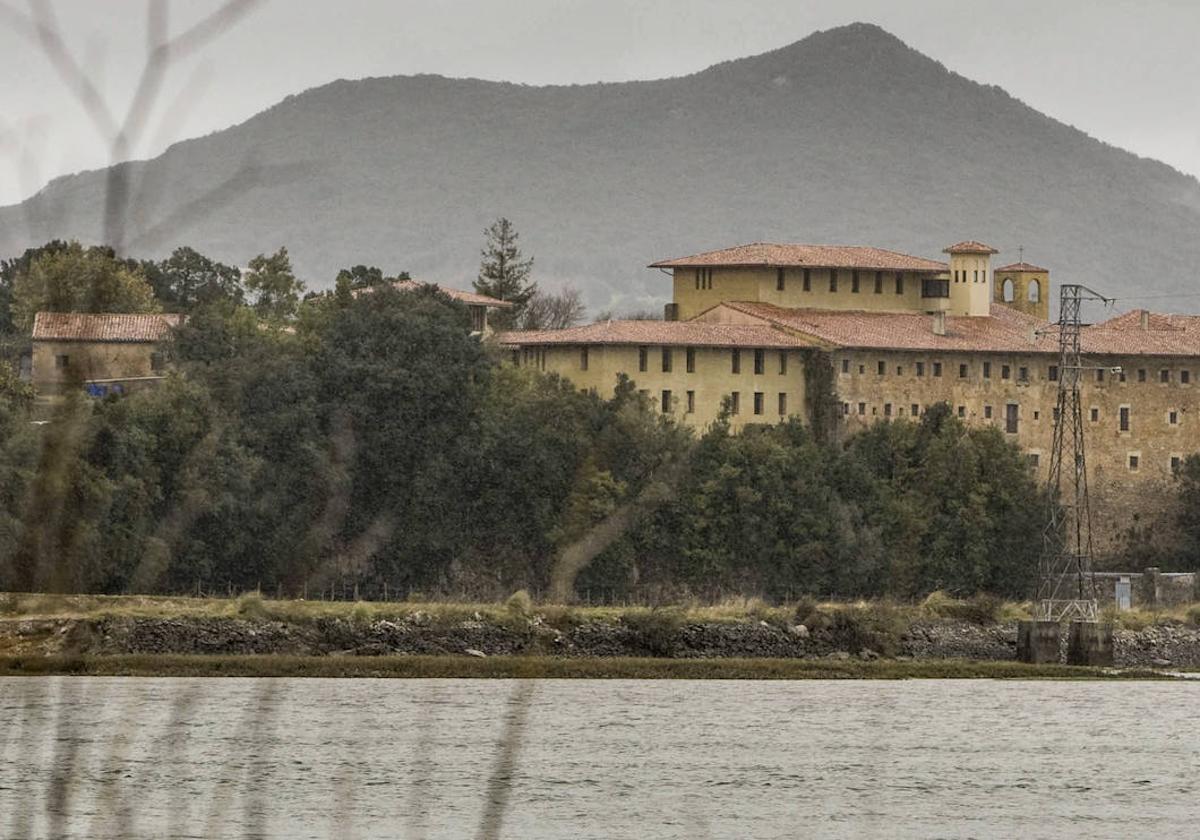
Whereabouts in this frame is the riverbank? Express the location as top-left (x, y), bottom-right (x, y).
top-left (4, 591), bottom-right (1200, 676)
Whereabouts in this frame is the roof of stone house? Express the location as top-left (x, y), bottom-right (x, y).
top-left (995, 261), bottom-right (1049, 273)
top-left (648, 243), bottom-right (948, 273)
top-left (712, 301), bottom-right (1060, 354)
top-left (32, 312), bottom-right (184, 343)
top-left (943, 241), bottom-right (999, 255)
top-left (355, 280), bottom-right (512, 308)
top-left (1079, 310), bottom-right (1200, 357)
top-left (496, 319), bottom-right (817, 350)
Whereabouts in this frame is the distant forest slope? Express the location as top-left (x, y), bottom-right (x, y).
top-left (3, 22), bottom-right (1199, 312)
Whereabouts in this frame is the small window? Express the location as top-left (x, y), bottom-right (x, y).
top-left (754, 349), bottom-right (765, 375)
top-left (1129, 454), bottom-right (1140, 471)
top-left (933, 362), bottom-right (942, 377)
top-left (1052, 407), bottom-right (1059, 422)
top-left (983, 361), bottom-right (991, 379)
top-left (957, 405), bottom-right (966, 418)
top-left (859, 365), bottom-right (865, 374)
top-left (55, 354), bottom-right (70, 369)
top-left (1171, 456), bottom-right (1182, 473)
top-left (1096, 368), bottom-right (1105, 383)
top-left (911, 403), bottom-right (920, 417)
top-left (1160, 369), bottom-right (1170, 383)
top-left (858, 402), bottom-right (866, 416)
top-left (580, 347), bottom-right (589, 370)
top-left (686, 390), bottom-right (695, 414)
top-left (730, 391), bottom-right (740, 415)
top-left (1138, 369), bottom-right (1147, 382)
top-left (638, 346), bottom-right (648, 372)
top-left (1005, 403), bottom-right (1019, 434)
top-left (851, 271), bottom-right (860, 293)
top-left (896, 365), bottom-right (903, 376)
top-left (984, 405), bottom-right (993, 419)
top-left (803, 269), bottom-right (811, 292)
top-left (662, 347), bottom-right (672, 373)
top-left (874, 271), bottom-right (883, 294)
top-left (843, 402), bottom-right (850, 415)
top-left (778, 352), bottom-right (787, 375)
top-left (1048, 365), bottom-right (1058, 381)
top-left (1001, 364), bottom-right (1011, 380)
top-left (753, 392), bottom-right (764, 415)
top-left (1018, 366), bottom-right (1028, 381)
top-left (841, 358), bottom-right (850, 374)
top-left (895, 273), bottom-right (904, 294)
top-left (1119, 406), bottom-right (1130, 432)
top-left (511, 350), bottom-right (520, 366)
top-left (731, 349), bottom-right (741, 374)
top-left (1034, 410), bottom-right (1040, 421)
top-left (877, 360), bottom-right (886, 376)
top-left (1028, 453), bottom-right (1040, 468)
top-left (686, 347), bottom-right (696, 373)
top-left (916, 362), bottom-right (925, 377)
top-left (150, 352), bottom-right (165, 373)
top-left (829, 270), bottom-right (838, 292)
top-left (959, 363), bottom-right (968, 379)
top-left (1090, 407), bottom-right (1099, 422)
top-left (1002, 278), bottom-right (1015, 302)
top-left (1119, 370), bottom-right (1127, 383)
top-left (661, 390), bottom-right (672, 413)
top-left (778, 392), bottom-right (787, 416)
top-left (1169, 410), bottom-right (1179, 425)
top-left (776, 268), bottom-right (785, 291)
top-left (884, 402), bottom-right (892, 417)
top-left (1183, 370), bottom-right (1191, 384)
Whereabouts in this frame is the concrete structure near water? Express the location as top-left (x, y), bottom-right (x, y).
top-left (1017, 620), bottom-right (1061, 664)
top-left (1067, 621), bottom-right (1115, 666)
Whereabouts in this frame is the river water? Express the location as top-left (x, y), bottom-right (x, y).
top-left (1, 677), bottom-right (1197, 839)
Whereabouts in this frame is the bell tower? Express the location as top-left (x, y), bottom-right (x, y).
top-left (943, 241), bottom-right (999, 317)
top-left (994, 257), bottom-right (1051, 322)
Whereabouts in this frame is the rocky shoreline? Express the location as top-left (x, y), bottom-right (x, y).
top-left (5, 613), bottom-right (1200, 668)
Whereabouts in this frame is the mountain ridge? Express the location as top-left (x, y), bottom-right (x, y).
top-left (4, 22), bottom-right (1199, 312)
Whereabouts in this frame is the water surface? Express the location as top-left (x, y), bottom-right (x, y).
top-left (2, 677), bottom-right (1197, 839)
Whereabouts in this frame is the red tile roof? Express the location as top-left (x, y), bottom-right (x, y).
top-left (713, 301), bottom-right (1059, 354)
top-left (648, 243), bottom-right (948, 273)
top-left (1079, 310), bottom-right (1200, 357)
top-left (995, 262), bottom-right (1049, 273)
top-left (497, 319), bottom-right (816, 349)
top-left (32, 312), bottom-right (183, 343)
top-left (943, 241), bottom-right (999, 255)
top-left (355, 280), bottom-right (513, 307)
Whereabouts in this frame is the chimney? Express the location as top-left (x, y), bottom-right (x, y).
top-left (1140, 310), bottom-right (1149, 331)
top-left (932, 310), bottom-right (946, 336)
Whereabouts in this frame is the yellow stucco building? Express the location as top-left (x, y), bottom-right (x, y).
top-left (499, 239), bottom-right (1200, 552)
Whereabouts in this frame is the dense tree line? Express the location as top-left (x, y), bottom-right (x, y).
top-left (0, 239), bottom-right (1057, 600)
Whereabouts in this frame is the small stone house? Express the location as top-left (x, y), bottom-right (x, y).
top-left (30, 311), bottom-right (184, 397)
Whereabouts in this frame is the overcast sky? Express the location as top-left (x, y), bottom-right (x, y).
top-left (1, 0), bottom-right (1198, 207)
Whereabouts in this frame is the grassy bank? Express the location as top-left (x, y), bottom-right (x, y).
top-left (0, 653), bottom-right (1174, 680)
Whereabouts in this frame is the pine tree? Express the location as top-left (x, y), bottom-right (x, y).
top-left (475, 217), bottom-right (535, 329)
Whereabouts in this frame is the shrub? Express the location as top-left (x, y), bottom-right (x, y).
top-left (622, 607), bottom-right (685, 656)
top-left (234, 591), bottom-right (269, 620)
top-left (505, 589), bottom-right (533, 619)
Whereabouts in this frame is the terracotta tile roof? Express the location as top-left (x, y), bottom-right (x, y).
top-left (995, 261), bottom-right (1049, 273)
top-left (648, 243), bottom-right (948, 273)
top-left (496, 319), bottom-right (817, 349)
top-left (714, 301), bottom-right (1059, 354)
top-left (355, 280), bottom-right (513, 308)
top-left (1079, 309), bottom-right (1200, 357)
top-left (943, 241), bottom-right (999, 255)
top-left (32, 311), bottom-right (183, 343)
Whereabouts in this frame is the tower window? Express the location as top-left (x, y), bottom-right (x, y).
top-left (1028, 279), bottom-right (1040, 302)
top-left (1002, 278), bottom-right (1015, 302)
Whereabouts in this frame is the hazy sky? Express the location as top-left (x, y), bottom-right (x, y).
top-left (2, 0), bottom-right (1198, 206)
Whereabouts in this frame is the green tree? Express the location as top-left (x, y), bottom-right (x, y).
top-left (245, 247), bottom-right (304, 321)
top-left (10, 241), bottom-right (159, 331)
top-left (0, 240), bottom-right (71, 335)
top-left (332, 265), bottom-right (410, 289)
top-left (475, 217), bottom-right (535, 329)
top-left (142, 246), bottom-right (244, 312)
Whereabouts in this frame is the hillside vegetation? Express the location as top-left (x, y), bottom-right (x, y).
top-left (3, 23), bottom-right (1199, 310)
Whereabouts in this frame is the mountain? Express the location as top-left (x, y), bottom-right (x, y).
top-left (4, 22), bottom-right (1200, 313)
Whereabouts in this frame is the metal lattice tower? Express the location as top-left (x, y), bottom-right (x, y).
top-left (1037, 284), bottom-right (1111, 622)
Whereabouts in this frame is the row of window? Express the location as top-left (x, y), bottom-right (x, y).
top-left (751, 269), bottom-right (910, 295)
top-left (624, 346), bottom-right (790, 376)
top-left (951, 268), bottom-right (989, 284)
top-left (841, 357), bottom-right (1196, 385)
top-left (843, 400), bottom-right (1185, 435)
top-left (54, 353), bottom-right (165, 372)
top-left (642, 388), bottom-right (790, 417)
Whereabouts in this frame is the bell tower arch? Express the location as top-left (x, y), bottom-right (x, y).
top-left (994, 259), bottom-right (1051, 321)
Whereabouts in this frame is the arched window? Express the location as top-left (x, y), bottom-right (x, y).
top-left (1002, 278), bottom-right (1015, 302)
top-left (1028, 279), bottom-right (1041, 303)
